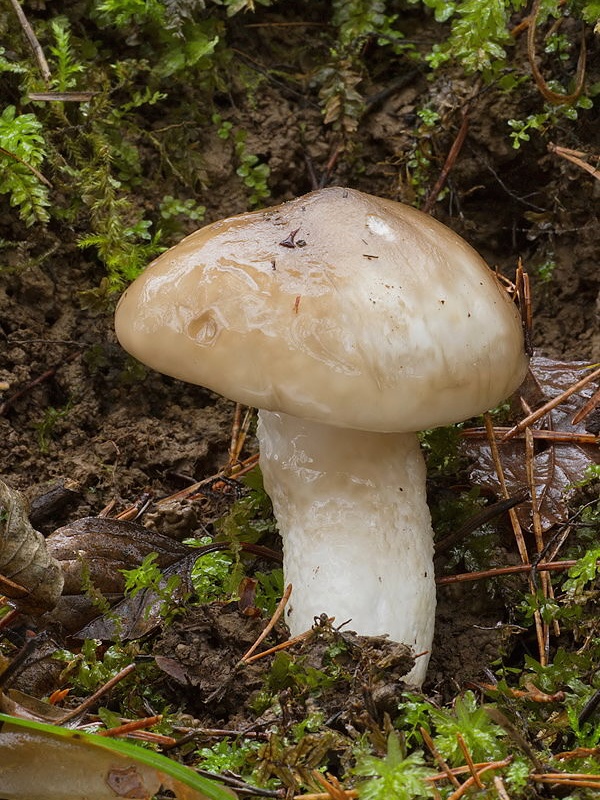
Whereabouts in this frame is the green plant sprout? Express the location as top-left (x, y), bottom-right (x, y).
top-left (53, 639), bottom-right (134, 693)
top-left (121, 552), bottom-right (184, 621)
top-left (186, 537), bottom-right (235, 603)
top-left (35, 401), bottom-right (73, 453)
top-left (212, 114), bottom-right (271, 207)
top-left (353, 733), bottom-right (436, 800)
top-left (49, 17), bottom-right (84, 91)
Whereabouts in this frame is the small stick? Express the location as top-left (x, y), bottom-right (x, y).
top-left (55, 664), bottom-right (135, 724)
top-left (461, 427), bottom-right (598, 445)
top-left (572, 385), bottom-right (600, 426)
top-left (428, 760), bottom-right (514, 782)
top-left (239, 583), bottom-right (292, 663)
top-left (0, 574), bottom-right (29, 600)
top-left (0, 351), bottom-right (80, 416)
top-left (228, 403), bottom-right (243, 466)
top-left (420, 726), bottom-right (461, 789)
top-left (243, 623), bottom-right (323, 664)
top-left (476, 682), bottom-right (565, 702)
top-left (8, 0), bottom-right (51, 83)
top-left (548, 142), bottom-right (600, 183)
top-left (457, 733), bottom-right (484, 789)
top-left (0, 608), bottom-right (20, 631)
top-left (446, 760), bottom-right (512, 800)
top-left (556, 746), bottom-right (600, 761)
top-left (436, 559), bottom-right (589, 585)
top-left (97, 714), bottom-right (165, 738)
top-left (0, 146), bottom-right (52, 188)
top-left (493, 775), bottom-right (512, 800)
top-left (434, 492), bottom-right (528, 555)
top-left (483, 414), bottom-right (529, 565)
top-left (500, 365), bottom-right (600, 442)
top-left (525, 424), bottom-right (550, 665)
top-left (422, 110), bottom-right (470, 215)
top-left (153, 452), bottom-right (259, 506)
top-left (229, 407), bottom-right (254, 470)
top-left (515, 259), bottom-right (533, 355)
top-left (294, 791), bottom-right (357, 800)
top-left (532, 773), bottom-right (600, 788)
top-left (28, 91), bottom-right (98, 102)
top-left (312, 771), bottom-right (351, 800)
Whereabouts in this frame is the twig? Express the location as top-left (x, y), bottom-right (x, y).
top-left (228, 405), bottom-right (254, 471)
top-left (483, 414), bottom-right (529, 565)
top-left (493, 776), bottom-right (512, 800)
top-left (228, 403), bottom-right (244, 466)
top-left (55, 664), bottom-right (136, 724)
top-left (446, 759), bottom-right (512, 800)
top-left (0, 573), bottom-right (29, 600)
top-left (0, 608), bottom-right (20, 631)
top-left (421, 726), bottom-right (461, 789)
top-left (457, 733), bottom-right (484, 789)
top-left (436, 558), bottom-right (590, 585)
top-left (295, 791), bottom-right (357, 800)
top-left (510, 0), bottom-right (567, 37)
top-left (548, 142), bottom-right (600, 183)
top-left (434, 492), bottom-right (528, 555)
top-left (500, 365), bottom-right (600, 441)
top-left (240, 583), bottom-right (293, 663)
top-left (312, 771), bottom-right (352, 800)
top-left (476, 682), bottom-right (565, 702)
top-left (243, 622), bottom-right (324, 665)
top-left (28, 92), bottom-right (99, 102)
top-left (525, 424), bottom-right (551, 664)
top-left (532, 772), bottom-right (600, 789)
top-left (556, 746), bottom-right (600, 761)
top-left (515, 259), bottom-right (533, 356)
top-left (461, 427), bottom-right (598, 445)
top-left (0, 146), bottom-right (52, 188)
top-left (572, 385), bottom-right (600, 425)
top-left (151, 452), bottom-right (260, 507)
top-left (96, 714), bottom-right (177, 746)
top-left (8, 0), bottom-right (51, 83)
top-left (422, 110), bottom-right (470, 215)
top-left (0, 351), bottom-right (80, 416)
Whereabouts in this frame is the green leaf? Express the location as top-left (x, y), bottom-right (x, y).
top-left (354, 734), bottom-right (435, 800)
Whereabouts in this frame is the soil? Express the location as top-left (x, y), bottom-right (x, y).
top-left (0, 0), bottom-right (598, 761)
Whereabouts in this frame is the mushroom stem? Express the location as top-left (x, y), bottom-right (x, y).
top-left (257, 410), bottom-right (436, 686)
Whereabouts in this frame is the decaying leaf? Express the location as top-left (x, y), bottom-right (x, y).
top-left (76, 553), bottom-right (198, 641)
top-left (0, 480), bottom-right (64, 614)
top-left (43, 517), bottom-right (190, 634)
top-left (46, 516), bottom-right (189, 595)
top-left (463, 356), bottom-right (599, 529)
top-left (0, 712), bottom-right (236, 800)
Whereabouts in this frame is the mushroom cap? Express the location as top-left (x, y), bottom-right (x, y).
top-left (115, 187), bottom-right (528, 432)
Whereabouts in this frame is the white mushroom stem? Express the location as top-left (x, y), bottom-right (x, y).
top-left (257, 410), bottom-right (436, 687)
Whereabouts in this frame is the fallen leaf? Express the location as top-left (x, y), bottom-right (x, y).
top-left (463, 356), bottom-right (599, 529)
top-left (0, 480), bottom-right (64, 614)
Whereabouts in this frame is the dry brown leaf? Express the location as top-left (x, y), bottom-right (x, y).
top-left (76, 553), bottom-right (197, 641)
top-left (46, 516), bottom-right (189, 595)
top-left (42, 517), bottom-right (190, 635)
top-left (463, 356), bottom-right (599, 530)
top-left (0, 480), bottom-right (64, 615)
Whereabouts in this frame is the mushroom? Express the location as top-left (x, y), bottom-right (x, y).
top-left (115, 187), bottom-right (528, 686)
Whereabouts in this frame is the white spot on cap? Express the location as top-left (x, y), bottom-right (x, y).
top-left (366, 214), bottom-right (396, 241)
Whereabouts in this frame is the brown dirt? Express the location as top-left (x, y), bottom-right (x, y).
top-left (0, 3), bottom-right (598, 717)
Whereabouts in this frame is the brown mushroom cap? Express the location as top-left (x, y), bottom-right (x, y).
top-left (115, 187), bottom-right (528, 432)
